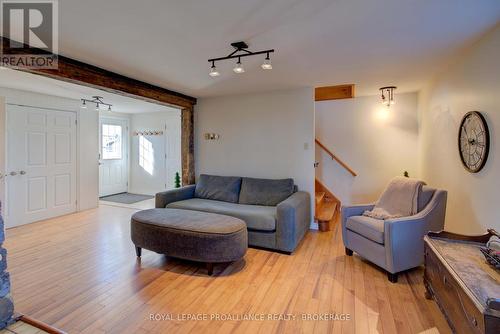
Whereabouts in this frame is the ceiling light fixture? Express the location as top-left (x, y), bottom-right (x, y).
top-left (209, 61), bottom-right (220, 77)
top-left (233, 57), bottom-right (245, 74)
top-left (379, 86), bottom-right (397, 107)
top-left (208, 41), bottom-right (274, 77)
top-left (261, 53), bottom-right (272, 70)
top-left (81, 96), bottom-right (113, 112)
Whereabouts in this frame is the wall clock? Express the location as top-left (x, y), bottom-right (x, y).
top-left (458, 111), bottom-right (490, 173)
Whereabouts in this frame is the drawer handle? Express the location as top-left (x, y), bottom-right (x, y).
top-left (443, 276), bottom-right (447, 285)
top-left (472, 317), bottom-right (477, 327)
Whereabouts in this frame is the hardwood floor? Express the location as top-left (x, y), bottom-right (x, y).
top-left (5, 205), bottom-right (451, 334)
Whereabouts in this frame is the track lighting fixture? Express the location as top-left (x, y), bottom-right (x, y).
top-left (81, 96), bottom-right (113, 112)
top-left (379, 86), bottom-right (397, 107)
top-left (208, 41), bottom-right (274, 77)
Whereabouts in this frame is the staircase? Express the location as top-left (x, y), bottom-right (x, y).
top-left (314, 179), bottom-right (341, 232)
top-left (314, 138), bottom-right (357, 232)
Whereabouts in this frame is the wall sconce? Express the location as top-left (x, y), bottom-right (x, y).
top-left (379, 86), bottom-right (397, 107)
top-left (204, 133), bottom-right (220, 140)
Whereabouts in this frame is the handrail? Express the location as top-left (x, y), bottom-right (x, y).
top-left (315, 139), bottom-right (357, 177)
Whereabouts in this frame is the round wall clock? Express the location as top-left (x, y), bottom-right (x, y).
top-left (458, 111), bottom-right (490, 173)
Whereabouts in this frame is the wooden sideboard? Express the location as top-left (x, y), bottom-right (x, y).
top-left (424, 230), bottom-right (500, 334)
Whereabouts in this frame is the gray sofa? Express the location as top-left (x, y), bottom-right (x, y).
top-left (341, 186), bottom-right (447, 282)
top-left (155, 174), bottom-right (311, 253)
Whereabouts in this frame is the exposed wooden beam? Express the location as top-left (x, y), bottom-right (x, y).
top-left (181, 106), bottom-right (195, 185)
top-left (1, 37), bottom-right (196, 108)
top-left (315, 84), bottom-right (355, 101)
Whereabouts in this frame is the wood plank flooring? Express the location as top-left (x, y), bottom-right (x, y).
top-left (4, 205), bottom-right (451, 334)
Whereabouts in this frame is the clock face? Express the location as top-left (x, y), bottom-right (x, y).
top-left (458, 111), bottom-right (490, 173)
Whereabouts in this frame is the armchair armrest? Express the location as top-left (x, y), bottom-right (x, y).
top-left (276, 191), bottom-right (311, 253)
top-left (155, 185), bottom-right (196, 208)
top-left (384, 190), bottom-right (447, 273)
top-left (341, 204), bottom-right (375, 225)
top-left (341, 204), bottom-right (374, 249)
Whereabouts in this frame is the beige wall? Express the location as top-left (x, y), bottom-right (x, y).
top-left (418, 25), bottom-right (500, 234)
top-left (195, 88), bottom-right (315, 222)
top-left (315, 93), bottom-right (419, 205)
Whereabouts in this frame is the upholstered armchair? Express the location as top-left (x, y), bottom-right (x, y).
top-left (341, 186), bottom-right (447, 282)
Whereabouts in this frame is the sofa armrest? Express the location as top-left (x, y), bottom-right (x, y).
top-left (276, 191), bottom-right (311, 253)
top-left (155, 185), bottom-right (196, 208)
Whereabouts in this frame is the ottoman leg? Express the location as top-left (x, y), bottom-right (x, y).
top-left (135, 246), bottom-right (142, 257)
top-left (206, 263), bottom-right (214, 276)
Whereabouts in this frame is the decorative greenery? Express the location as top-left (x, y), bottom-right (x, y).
top-left (174, 172), bottom-right (181, 188)
top-left (403, 171), bottom-right (409, 178)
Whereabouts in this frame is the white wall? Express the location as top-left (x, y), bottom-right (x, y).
top-left (129, 111), bottom-right (181, 195)
top-left (418, 25), bottom-right (500, 234)
top-left (315, 93), bottom-right (419, 205)
top-left (0, 87), bottom-right (99, 212)
top-left (195, 88), bottom-right (315, 221)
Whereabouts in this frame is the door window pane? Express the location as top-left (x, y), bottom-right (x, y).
top-left (102, 124), bottom-right (122, 160)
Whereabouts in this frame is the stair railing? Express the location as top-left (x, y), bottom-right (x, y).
top-left (315, 138), bottom-right (357, 177)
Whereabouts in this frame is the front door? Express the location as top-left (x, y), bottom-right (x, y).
top-left (5, 105), bottom-right (77, 228)
top-left (99, 118), bottom-right (128, 197)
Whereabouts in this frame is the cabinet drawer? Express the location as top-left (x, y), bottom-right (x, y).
top-left (425, 244), bottom-right (485, 334)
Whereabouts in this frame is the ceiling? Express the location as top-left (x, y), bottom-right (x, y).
top-left (52, 0), bottom-right (500, 98)
top-left (3, 0), bottom-right (500, 100)
top-left (0, 69), bottom-right (179, 113)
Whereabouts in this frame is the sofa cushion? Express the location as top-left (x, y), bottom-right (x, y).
top-left (346, 215), bottom-right (385, 244)
top-left (238, 177), bottom-right (294, 206)
top-left (418, 186), bottom-right (435, 212)
top-left (194, 174), bottom-right (242, 203)
top-left (167, 198), bottom-right (277, 232)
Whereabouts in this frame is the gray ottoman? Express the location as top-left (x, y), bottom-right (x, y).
top-left (131, 208), bottom-right (248, 275)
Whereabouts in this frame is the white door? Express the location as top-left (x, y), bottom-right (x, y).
top-left (5, 105), bottom-right (77, 228)
top-left (99, 118), bottom-right (128, 197)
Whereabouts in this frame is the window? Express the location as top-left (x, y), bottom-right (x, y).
top-left (102, 124), bottom-right (122, 160)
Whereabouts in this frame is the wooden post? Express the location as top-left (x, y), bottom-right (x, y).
top-left (181, 106), bottom-right (195, 186)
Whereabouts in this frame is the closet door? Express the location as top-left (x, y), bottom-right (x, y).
top-left (5, 105), bottom-right (77, 227)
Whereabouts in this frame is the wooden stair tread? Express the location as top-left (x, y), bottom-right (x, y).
top-left (315, 192), bottom-right (325, 206)
top-left (316, 200), bottom-right (337, 222)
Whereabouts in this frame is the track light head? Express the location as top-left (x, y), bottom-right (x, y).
top-left (233, 58), bottom-right (245, 74)
top-left (81, 100), bottom-right (87, 109)
top-left (209, 62), bottom-right (220, 77)
top-left (261, 54), bottom-right (272, 70)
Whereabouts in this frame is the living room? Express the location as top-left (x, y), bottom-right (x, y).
top-left (0, 1), bottom-right (499, 333)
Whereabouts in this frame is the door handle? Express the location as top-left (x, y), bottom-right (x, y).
top-left (19, 171), bottom-right (26, 175)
